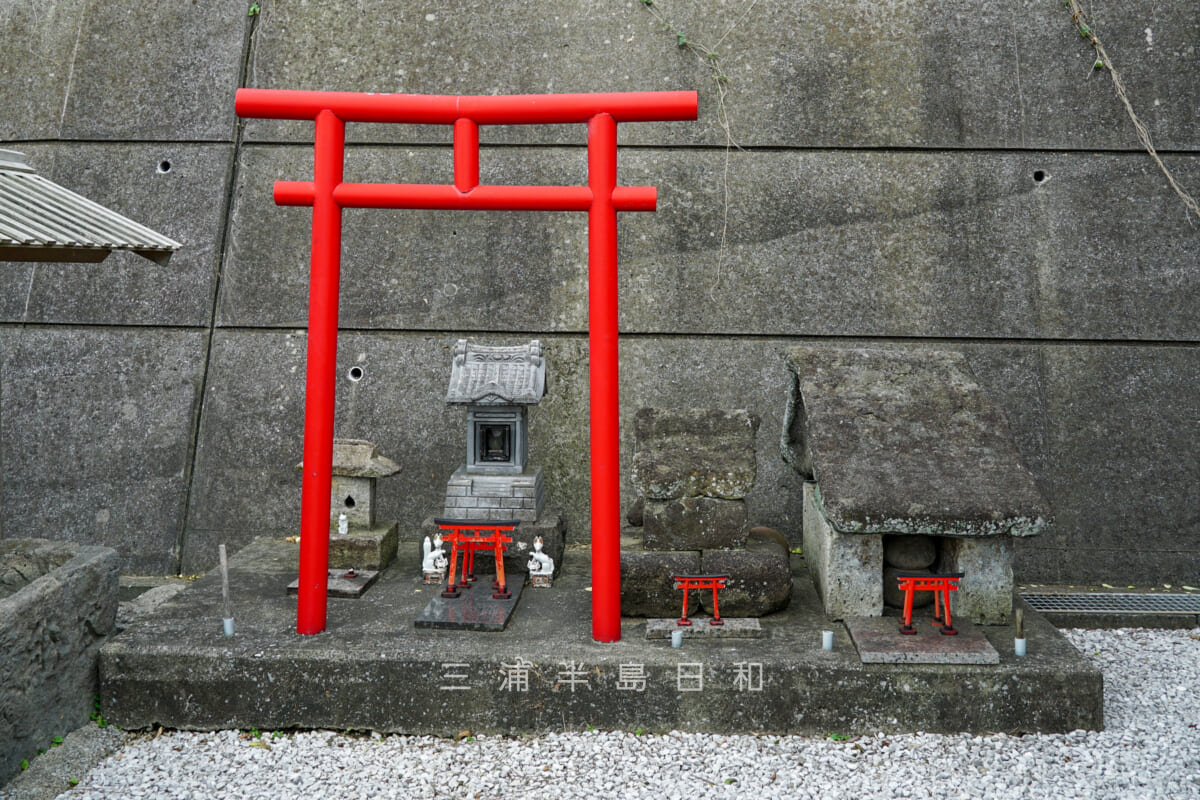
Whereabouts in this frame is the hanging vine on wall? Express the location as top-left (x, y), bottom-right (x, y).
top-left (1066, 0), bottom-right (1200, 223)
top-left (640, 0), bottom-right (759, 297)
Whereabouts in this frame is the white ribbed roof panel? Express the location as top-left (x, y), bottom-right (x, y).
top-left (0, 149), bottom-right (181, 264)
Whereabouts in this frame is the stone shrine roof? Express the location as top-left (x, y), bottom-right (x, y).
top-left (445, 339), bottom-right (546, 406)
top-left (784, 346), bottom-right (1051, 538)
top-left (0, 149), bottom-right (180, 265)
top-left (298, 439), bottom-right (400, 479)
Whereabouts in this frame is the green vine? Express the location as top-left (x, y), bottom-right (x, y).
top-left (1066, 0), bottom-right (1200, 223)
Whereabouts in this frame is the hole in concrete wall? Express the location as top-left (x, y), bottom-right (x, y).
top-left (157, 160), bottom-right (172, 174)
top-left (344, 495), bottom-right (356, 509)
top-left (1033, 170), bottom-right (1048, 184)
top-left (347, 366), bottom-right (364, 382)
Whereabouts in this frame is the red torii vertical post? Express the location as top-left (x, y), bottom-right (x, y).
top-left (235, 89), bottom-right (697, 641)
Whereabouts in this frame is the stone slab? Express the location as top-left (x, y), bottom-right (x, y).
top-left (240, 0), bottom-right (1200, 151)
top-left (786, 347), bottom-right (1051, 538)
top-left (420, 511), bottom-right (565, 579)
top-left (99, 537), bottom-right (1104, 735)
top-left (287, 569), bottom-right (379, 599)
top-left (0, 143), bottom-right (232, 327)
top-left (631, 408), bottom-right (759, 501)
top-left (0, 327), bottom-right (207, 574)
top-left (414, 579), bottom-right (524, 632)
top-left (646, 617), bottom-right (764, 640)
top-left (0, 540), bottom-right (119, 785)
top-left (846, 616), bottom-right (1000, 666)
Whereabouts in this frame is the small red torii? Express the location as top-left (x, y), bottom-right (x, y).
top-left (434, 518), bottom-right (517, 600)
top-left (235, 88), bottom-right (697, 641)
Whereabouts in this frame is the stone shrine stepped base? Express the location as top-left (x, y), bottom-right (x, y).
top-left (100, 538), bottom-right (1102, 736)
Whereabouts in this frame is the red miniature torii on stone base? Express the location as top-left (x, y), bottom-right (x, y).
top-left (434, 518), bottom-right (517, 600)
top-left (234, 88), bottom-right (698, 641)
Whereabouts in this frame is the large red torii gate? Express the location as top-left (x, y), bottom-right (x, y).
top-left (234, 89), bottom-right (698, 641)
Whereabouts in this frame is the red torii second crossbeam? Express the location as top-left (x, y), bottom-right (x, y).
top-left (234, 89), bottom-right (698, 641)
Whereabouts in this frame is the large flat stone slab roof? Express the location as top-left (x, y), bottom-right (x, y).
top-left (785, 346), bottom-right (1051, 538)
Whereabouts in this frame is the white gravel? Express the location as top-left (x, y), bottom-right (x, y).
top-left (15, 627), bottom-right (1200, 800)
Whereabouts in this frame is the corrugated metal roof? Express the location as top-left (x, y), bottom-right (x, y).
top-left (0, 149), bottom-right (181, 265)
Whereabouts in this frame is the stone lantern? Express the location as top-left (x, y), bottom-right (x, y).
top-left (322, 439), bottom-right (401, 570)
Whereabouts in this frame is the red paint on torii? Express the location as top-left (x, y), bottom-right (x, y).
top-left (234, 88), bottom-right (698, 641)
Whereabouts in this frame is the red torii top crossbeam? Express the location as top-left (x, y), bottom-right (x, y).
top-left (234, 89), bottom-right (698, 641)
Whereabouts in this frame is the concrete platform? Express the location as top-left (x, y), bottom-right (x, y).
top-left (100, 538), bottom-right (1103, 736)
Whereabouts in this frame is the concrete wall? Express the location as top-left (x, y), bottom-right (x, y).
top-left (1, 0), bottom-right (1197, 581)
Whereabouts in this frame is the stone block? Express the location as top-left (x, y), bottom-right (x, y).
top-left (884, 535), bottom-right (938, 570)
top-left (642, 497), bottom-right (748, 550)
top-left (882, 566), bottom-right (934, 610)
top-left (940, 536), bottom-right (1014, 625)
top-left (803, 482), bottom-right (882, 619)
top-left (420, 511), bottom-right (565, 579)
top-left (631, 408), bottom-right (759, 500)
top-left (619, 534), bottom-right (700, 618)
top-left (329, 523), bottom-right (398, 571)
top-left (0, 143), bottom-right (232, 327)
top-left (1, 328), bottom-right (206, 574)
top-left (330, 475), bottom-right (376, 529)
top-left (0, 540), bottom-right (119, 785)
top-left (785, 347), bottom-right (1051, 538)
top-left (698, 532), bottom-right (792, 617)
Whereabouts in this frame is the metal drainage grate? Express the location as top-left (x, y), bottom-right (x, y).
top-left (1021, 593), bottom-right (1200, 615)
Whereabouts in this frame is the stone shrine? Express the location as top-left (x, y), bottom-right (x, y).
top-left (620, 407), bottom-right (792, 618)
top-left (783, 347), bottom-right (1052, 625)
top-left (422, 339), bottom-right (565, 578)
top-left (319, 439), bottom-right (401, 570)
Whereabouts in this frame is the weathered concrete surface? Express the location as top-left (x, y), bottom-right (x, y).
top-left (643, 497), bottom-right (748, 550)
top-left (965, 345), bottom-right (1200, 584)
top-left (803, 483), bottom-right (883, 620)
top-left (631, 408), bottom-right (759, 501)
top-left (0, 0), bottom-right (247, 141)
top-left (99, 537), bottom-right (1104, 736)
top-left (785, 346), bottom-right (1051, 538)
top-left (0, 328), bottom-right (207, 574)
top-left (0, 540), bottom-right (119, 786)
top-left (0, 143), bottom-right (233, 327)
top-left (221, 145), bottom-right (1200, 340)
top-left (241, 0), bottom-right (1200, 151)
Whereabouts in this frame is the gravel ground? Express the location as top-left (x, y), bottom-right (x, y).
top-left (5, 627), bottom-right (1198, 800)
